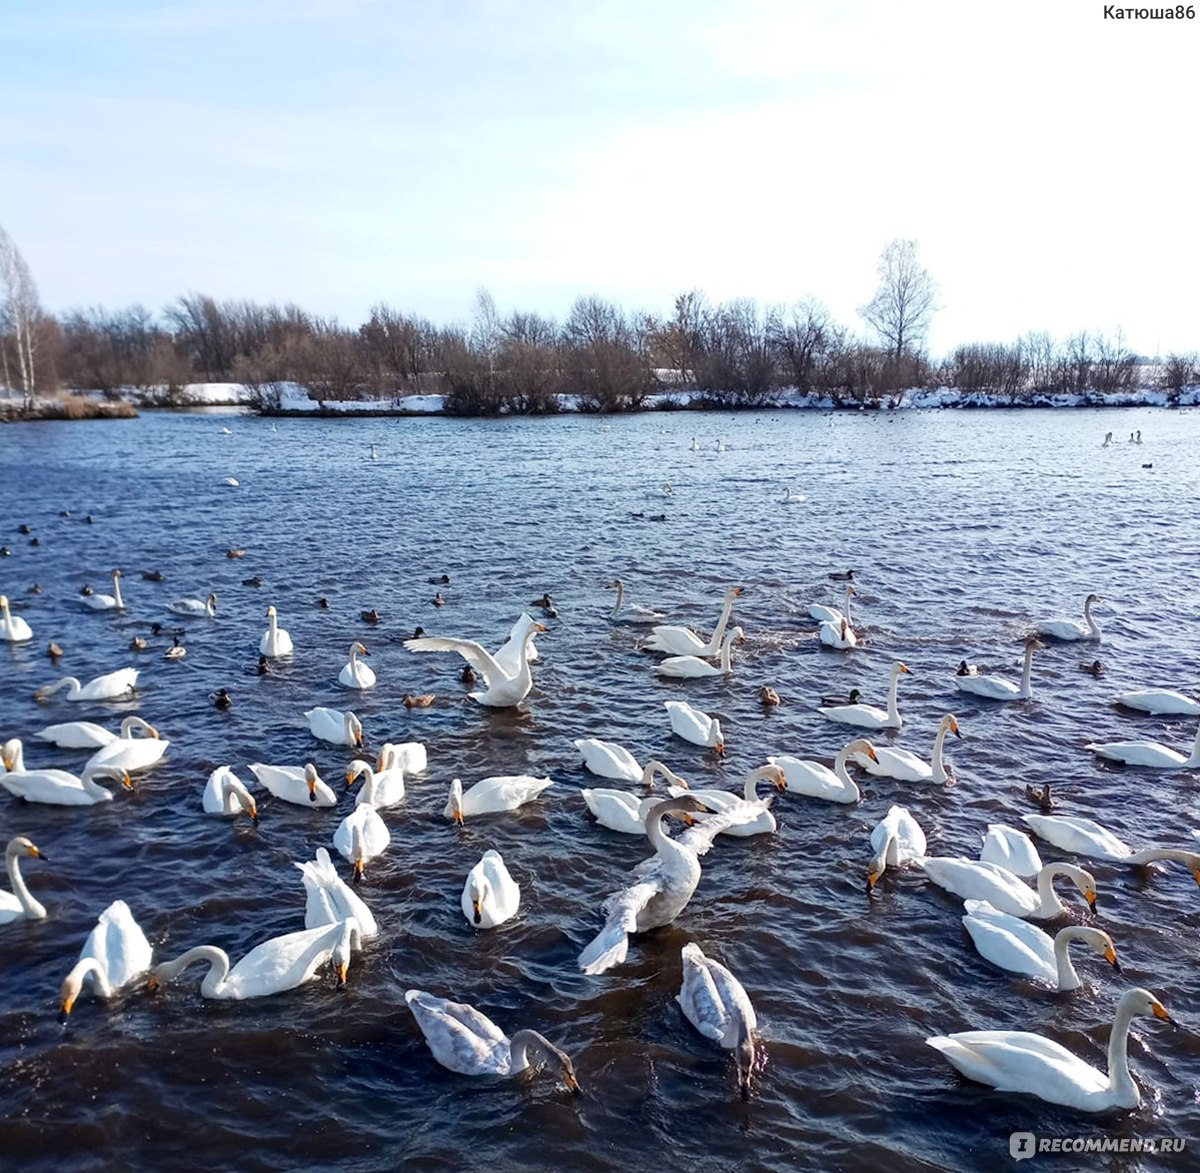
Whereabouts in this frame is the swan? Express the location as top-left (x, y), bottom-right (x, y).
top-left (677, 942), bottom-right (759, 1099)
top-left (333, 770), bottom-right (391, 879)
top-left (493, 614), bottom-right (542, 673)
top-left (690, 436), bottom-right (701, 452)
top-left (574, 737), bottom-right (644, 784)
top-left (337, 642), bottom-right (375, 690)
top-left (2, 737), bottom-right (85, 787)
top-left (961, 900), bottom-right (1119, 991)
top-left (606, 579), bottom-right (664, 623)
top-left (927, 986), bottom-right (1173, 1111)
top-left (1023, 814), bottom-right (1200, 880)
top-left (851, 714), bottom-right (960, 783)
top-left (0, 837), bottom-right (48, 923)
top-left (462, 850), bottom-right (520, 928)
top-left (59, 899), bottom-right (153, 1017)
top-left (168, 592), bottom-right (217, 617)
top-left (294, 848), bottom-right (378, 936)
top-left (201, 766), bottom-right (258, 822)
top-left (248, 762), bottom-right (337, 807)
top-left (377, 740), bottom-right (427, 775)
top-left (445, 775), bottom-right (554, 824)
top-left (260, 605), bottom-right (293, 657)
top-left (954, 639), bottom-right (1043, 701)
top-left (642, 587), bottom-right (744, 656)
top-left (770, 739), bottom-right (878, 804)
top-left (664, 700), bottom-right (725, 752)
top-left (581, 761), bottom-right (690, 834)
top-left (819, 617), bottom-right (857, 650)
top-left (1113, 688), bottom-right (1200, 716)
top-left (404, 989), bottom-right (580, 1091)
top-left (35, 720), bottom-right (120, 749)
top-left (304, 707), bottom-right (364, 747)
top-left (1037, 593), bottom-right (1103, 642)
top-left (1, 754), bottom-right (131, 806)
top-left (83, 716), bottom-right (168, 774)
top-left (405, 614), bottom-right (545, 707)
top-left (809, 584), bottom-right (855, 625)
top-left (667, 764), bottom-right (784, 836)
top-left (0, 594), bottom-right (32, 642)
top-left (35, 668), bottom-right (139, 702)
top-left (819, 662), bottom-right (909, 729)
top-left (782, 486), bottom-right (805, 503)
top-left (347, 759), bottom-right (405, 808)
top-left (979, 824), bottom-right (1043, 878)
top-left (867, 805), bottom-right (927, 889)
top-left (656, 626), bottom-right (743, 678)
top-left (1086, 718), bottom-right (1200, 768)
top-left (919, 857), bottom-right (1097, 920)
top-left (83, 569), bottom-right (126, 611)
top-left (149, 918), bottom-right (363, 999)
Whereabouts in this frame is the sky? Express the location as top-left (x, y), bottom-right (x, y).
top-left (2, 0), bottom-right (1197, 358)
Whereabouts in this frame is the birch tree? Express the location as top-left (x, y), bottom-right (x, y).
top-left (0, 225), bottom-right (42, 407)
top-left (859, 238), bottom-right (937, 360)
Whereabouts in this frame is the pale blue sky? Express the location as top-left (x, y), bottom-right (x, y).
top-left (2, 0), bottom-right (1196, 356)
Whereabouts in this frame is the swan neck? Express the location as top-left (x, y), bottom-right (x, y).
top-left (831, 748), bottom-right (862, 799)
top-left (930, 722), bottom-right (949, 780)
top-left (1106, 998), bottom-right (1141, 1101)
top-left (1186, 722), bottom-right (1200, 767)
top-left (887, 670), bottom-right (902, 721)
top-left (720, 630), bottom-right (736, 672)
top-left (509, 1029), bottom-right (561, 1075)
top-left (843, 585), bottom-right (853, 626)
top-left (6, 845), bottom-right (46, 917)
top-left (159, 945), bottom-right (230, 996)
top-left (611, 582), bottom-right (624, 618)
top-left (704, 596), bottom-right (736, 654)
top-left (1052, 929), bottom-right (1083, 991)
top-left (740, 765), bottom-right (777, 801)
top-left (646, 803), bottom-right (693, 863)
top-left (1035, 865), bottom-right (1070, 916)
top-left (1124, 847), bottom-right (1197, 866)
top-left (80, 765), bottom-right (121, 798)
top-left (1083, 596), bottom-right (1100, 638)
top-left (113, 574), bottom-right (124, 608)
top-left (46, 677), bottom-right (82, 700)
top-left (67, 956), bottom-right (113, 1000)
top-left (1019, 646), bottom-right (1035, 697)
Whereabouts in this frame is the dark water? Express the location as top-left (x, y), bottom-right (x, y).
top-left (1, 407), bottom-right (1198, 1172)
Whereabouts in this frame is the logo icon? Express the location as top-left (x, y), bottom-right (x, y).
top-left (1010, 1132), bottom-right (1036, 1161)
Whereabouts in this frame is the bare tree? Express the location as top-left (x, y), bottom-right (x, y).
top-left (0, 225), bottom-right (43, 407)
top-left (859, 239), bottom-right (937, 360)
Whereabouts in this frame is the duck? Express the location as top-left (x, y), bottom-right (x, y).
top-left (404, 990), bottom-right (579, 1090)
top-left (141, 570), bottom-right (165, 582)
top-left (1025, 782), bottom-right (1056, 811)
top-left (642, 587), bottom-right (743, 656)
top-left (260, 605), bottom-right (294, 657)
top-left (83, 717), bottom-right (168, 774)
top-left (819, 687), bottom-right (861, 706)
top-left (850, 714), bottom-right (960, 783)
top-left (918, 858), bottom-right (1097, 920)
top-left (819, 616), bottom-right (857, 649)
top-left (666, 764), bottom-right (786, 836)
top-left (129, 635), bottom-right (147, 651)
top-left (1086, 717), bottom-right (1200, 768)
top-left (361, 608), bottom-right (381, 624)
top-left (444, 775), bottom-right (554, 824)
top-left (34, 668), bottom-right (139, 702)
top-left (226, 549), bottom-right (245, 559)
top-left (461, 664), bottom-right (477, 686)
top-left (759, 686), bottom-right (781, 707)
top-left (677, 943), bottom-right (759, 1100)
top-left (168, 592), bottom-right (217, 617)
top-left (1023, 813), bottom-right (1200, 879)
top-left (304, 707), bottom-right (363, 747)
top-left (201, 766), bottom-right (258, 822)
top-left (347, 756), bottom-right (406, 808)
top-left (656, 626), bottom-right (744, 679)
top-left (212, 687), bottom-right (232, 711)
top-left (257, 654), bottom-right (268, 675)
top-left (0, 594), bottom-right (33, 642)
top-left (317, 597), bottom-right (329, 609)
top-left (954, 639), bottom-right (1043, 701)
top-left (163, 636), bottom-right (186, 660)
top-left (956, 660), bottom-right (978, 677)
top-left (403, 692), bottom-right (435, 708)
top-left (461, 850), bottom-right (520, 927)
top-left (338, 641), bottom-right (376, 689)
top-left (580, 761), bottom-right (690, 834)
top-left (148, 918), bottom-right (363, 998)
top-left (243, 575), bottom-right (262, 587)
top-left (248, 762), bottom-right (337, 807)
top-left (47, 640), bottom-right (64, 658)
top-left (1112, 688), bottom-right (1200, 716)
top-left (664, 700), bottom-right (725, 752)
top-left (405, 614), bottom-right (545, 708)
top-left (1037, 593), bottom-right (1103, 642)
top-left (412, 626), bottom-right (427, 639)
top-left (819, 662), bottom-right (909, 729)
top-left (770, 739), bottom-right (878, 804)
top-left (809, 583), bottom-right (856, 625)
top-left (83, 569), bottom-right (126, 612)
top-left (866, 805), bottom-right (927, 890)
top-left (59, 900), bottom-right (154, 1017)
top-left (428, 575), bottom-right (451, 585)
top-left (0, 837), bottom-right (49, 923)
top-left (0, 758), bottom-right (131, 806)
top-left (978, 824), bottom-right (1043, 878)
top-left (606, 579), bottom-right (665, 624)
top-left (333, 770), bottom-right (391, 880)
top-left (294, 848), bottom-right (378, 936)
top-left (927, 987), bottom-right (1173, 1112)
top-left (432, 592), bottom-right (446, 607)
top-left (1080, 659), bottom-right (1105, 677)
top-left (573, 738), bottom-right (645, 784)
top-left (961, 900), bottom-right (1119, 991)
top-left (828, 570), bottom-right (855, 582)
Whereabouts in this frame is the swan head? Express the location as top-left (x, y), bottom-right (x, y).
top-left (353, 642), bottom-right (369, 657)
top-left (848, 739), bottom-right (879, 763)
top-left (944, 714), bottom-right (962, 738)
top-left (59, 966), bottom-right (88, 1020)
top-left (724, 587), bottom-right (745, 602)
top-left (605, 579), bottom-right (622, 590)
top-left (7, 836), bottom-right (46, 863)
top-left (347, 759), bottom-right (371, 789)
top-left (735, 1014), bottom-right (756, 1100)
top-left (1085, 593), bottom-right (1102, 606)
top-left (466, 872), bottom-right (489, 924)
top-left (266, 605), bottom-right (277, 619)
top-left (445, 778), bottom-right (464, 824)
top-left (893, 662), bottom-right (911, 676)
top-left (1, 739), bottom-right (20, 771)
top-left (1026, 637), bottom-right (1046, 652)
top-left (1087, 929), bottom-right (1120, 972)
top-left (346, 713), bottom-right (364, 748)
top-left (303, 763), bottom-right (322, 803)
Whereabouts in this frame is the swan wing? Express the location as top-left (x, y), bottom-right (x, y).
top-left (1114, 689), bottom-right (1200, 716)
top-left (676, 796), bottom-right (773, 855)
top-left (574, 739), bottom-right (643, 784)
top-left (404, 637), bottom-right (508, 684)
top-left (84, 900), bottom-right (154, 989)
top-left (35, 722), bottom-right (116, 749)
top-left (928, 1032), bottom-right (1109, 1105)
top-left (920, 857), bottom-right (1038, 915)
top-left (979, 825), bottom-right (1044, 877)
top-left (580, 788), bottom-right (645, 834)
top-left (226, 923), bottom-right (342, 998)
top-left (1022, 815), bottom-right (1131, 859)
top-left (578, 878), bottom-right (660, 974)
top-left (677, 943), bottom-right (756, 1045)
top-left (962, 903), bottom-right (1054, 981)
top-left (405, 990), bottom-right (510, 1075)
top-left (1086, 740), bottom-right (1185, 767)
top-left (295, 849), bottom-right (379, 936)
top-left (817, 703), bottom-right (889, 728)
top-left (954, 673), bottom-right (1019, 699)
top-left (643, 626), bottom-right (706, 655)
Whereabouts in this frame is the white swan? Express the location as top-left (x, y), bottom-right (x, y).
top-left (462, 850), bottom-right (520, 928)
top-left (445, 775), bottom-right (554, 824)
top-left (2, 737), bottom-right (84, 787)
top-left (851, 714), bottom-right (960, 782)
top-left (1113, 688), bottom-right (1200, 716)
top-left (201, 766), bottom-right (258, 821)
top-left (337, 641), bottom-right (375, 689)
top-left (677, 942), bottom-right (758, 1099)
top-left (781, 486), bottom-right (805, 503)
top-left (954, 639), bottom-right (1043, 701)
top-left (333, 769), bottom-right (391, 879)
top-left (149, 918), bottom-right (363, 998)
top-left (819, 662), bottom-right (909, 729)
top-left (59, 899), bottom-right (153, 1016)
top-left (405, 614), bottom-right (545, 707)
top-left (294, 848), bottom-right (378, 937)
top-left (1023, 814), bottom-right (1200, 879)
top-left (979, 824), bottom-right (1044, 878)
top-left (34, 720), bottom-right (120, 749)
top-left (377, 740), bottom-right (427, 776)
top-left (1, 755), bottom-right (131, 806)
top-left (248, 762), bottom-right (337, 807)
top-left (83, 569), bottom-right (126, 612)
top-left (656, 626), bottom-right (743, 679)
top-left (770, 739), bottom-right (878, 804)
top-left (0, 594), bottom-right (32, 642)
top-left (667, 764), bottom-right (785, 836)
top-left (819, 617), bottom-right (857, 649)
top-left (35, 667), bottom-right (139, 702)
top-left (642, 587), bottom-right (743, 656)
top-left (84, 716), bottom-right (168, 774)
top-left (606, 579), bottom-right (664, 624)
top-left (927, 986), bottom-right (1173, 1111)
top-left (1037, 593), bottom-right (1103, 642)
top-left (404, 989), bottom-right (580, 1090)
top-left (168, 592), bottom-right (217, 617)
top-left (919, 857), bottom-right (1096, 920)
top-left (1086, 718), bottom-right (1200, 768)
top-left (304, 707), bottom-right (363, 747)
top-left (961, 900), bottom-right (1119, 991)
top-left (580, 761), bottom-right (689, 834)
top-left (494, 614), bottom-right (542, 673)
top-left (0, 837), bottom-right (48, 923)
top-left (809, 584), bottom-right (855, 625)
top-left (664, 700), bottom-right (725, 752)
top-left (259, 605), bottom-right (293, 658)
top-left (574, 737), bottom-right (644, 784)
top-left (867, 805), bottom-right (927, 889)
top-left (347, 759), bottom-right (405, 808)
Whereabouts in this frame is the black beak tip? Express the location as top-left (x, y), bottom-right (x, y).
top-left (740, 1083), bottom-right (751, 1102)
top-left (57, 1010), bottom-right (69, 1026)
top-left (473, 910), bottom-right (481, 925)
top-left (1112, 959), bottom-right (1122, 974)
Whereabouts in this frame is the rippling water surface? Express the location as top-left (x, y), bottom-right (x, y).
top-left (2, 407), bottom-right (1199, 1171)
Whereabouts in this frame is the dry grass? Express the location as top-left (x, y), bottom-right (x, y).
top-left (1, 396), bottom-right (139, 421)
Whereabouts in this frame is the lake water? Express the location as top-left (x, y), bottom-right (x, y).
top-left (1, 406), bottom-right (1198, 1171)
